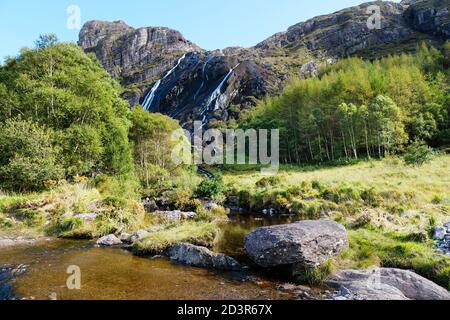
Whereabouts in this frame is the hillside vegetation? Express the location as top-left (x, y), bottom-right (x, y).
top-left (0, 35), bottom-right (448, 289)
top-left (242, 43), bottom-right (450, 164)
top-left (224, 155), bottom-right (450, 287)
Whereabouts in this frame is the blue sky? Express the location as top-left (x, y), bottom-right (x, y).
top-left (0, 0), bottom-right (399, 60)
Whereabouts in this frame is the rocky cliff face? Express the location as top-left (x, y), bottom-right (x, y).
top-left (404, 0), bottom-right (450, 37)
top-left (79, 0), bottom-right (449, 127)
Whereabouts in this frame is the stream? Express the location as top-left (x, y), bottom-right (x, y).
top-left (0, 215), bottom-right (304, 300)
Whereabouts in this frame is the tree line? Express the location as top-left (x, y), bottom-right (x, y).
top-left (241, 43), bottom-right (450, 164)
top-left (0, 35), bottom-right (181, 192)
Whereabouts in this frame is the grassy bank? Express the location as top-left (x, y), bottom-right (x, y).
top-left (224, 155), bottom-right (450, 288)
top-left (132, 221), bottom-right (219, 255)
top-left (1, 156), bottom-right (448, 288)
top-left (0, 176), bottom-right (146, 239)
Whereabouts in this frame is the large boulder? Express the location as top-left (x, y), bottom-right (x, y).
top-left (244, 220), bottom-right (349, 268)
top-left (96, 234), bottom-right (122, 246)
top-left (168, 243), bottom-right (241, 271)
top-left (326, 268), bottom-right (450, 300)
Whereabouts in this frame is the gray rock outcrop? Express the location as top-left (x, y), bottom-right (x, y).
top-left (97, 234), bottom-right (123, 246)
top-left (169, 243), bottom-right (241, 270)
top-left (326, 268), bottom-right (450, 300)
top-left (79, 1), bottom-right (450, 127)
top-left (244, 220), bottom-right (349, 268)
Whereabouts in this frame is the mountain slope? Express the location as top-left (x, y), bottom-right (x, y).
top-left (78, 0), bottom-right (449, 128)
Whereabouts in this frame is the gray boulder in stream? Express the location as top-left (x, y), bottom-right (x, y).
top-left (244, 220), bottom-right (349, 268)
top-left (326, 268), bottom-right (450, 300)
top-left (97, 234), bottom-right (123, 246)
top-left (169, 243), bottom-right (241, 270)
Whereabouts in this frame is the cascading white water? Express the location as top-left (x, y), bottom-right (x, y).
top-left (142, 54), bottom-right (187, 110)
top-left (201, 63), bottom-right (240, 116)
top-left (142, 80), bottom-right (161, 110)
top-left (193, 55), bottom-right (213, 102)
top-left (164, 53), bottom-right (186, 79)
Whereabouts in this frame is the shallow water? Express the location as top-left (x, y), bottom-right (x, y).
top-left (0, 216), bottom-right (300, 300)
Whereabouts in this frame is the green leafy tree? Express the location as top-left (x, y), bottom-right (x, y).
top-left (56, 124), bottom-right (104, 176)
top-left (129, 107), bottom-right (187, 187)
top-left (368, 95), bottom-right (408, 157)
top-left (0, 40), bottom-right (133, 177)
top-left (243, 43), bottom-right (448, 164)
top-left (0, 119), bottom-right (63, 192)
top-left (35, 34), bottom-right (58, 50)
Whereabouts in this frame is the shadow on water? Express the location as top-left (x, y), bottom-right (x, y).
top-left (215, 214), bottom-right (303, 258)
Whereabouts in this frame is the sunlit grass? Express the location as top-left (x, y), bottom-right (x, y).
top-left (133, 221), bottom-right (219, 255)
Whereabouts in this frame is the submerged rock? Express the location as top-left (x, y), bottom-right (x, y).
top-left (97, 234), bottom-right (122, 246)
top-left (168, 243), bottom-right (241, 271)
top-left (244, 220), bottom-right (348, 268)
top-left (0, 237), bottom-right (35, 249)
top-left (326, 268), bottom-right (450, 300)
top-left (0, 264), bottom-right (27, 300)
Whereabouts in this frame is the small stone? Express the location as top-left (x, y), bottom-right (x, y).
top-left (73, 213), bottom-right (97, 222)
top-left (130, 230), bottom-right (150, 243)
top-left (340, 286), bottom-right (351, 296)
top-left (48, 292), bottom-right (57, 301)
top-left (96, 234), bottom-right (122, 246)
top-left (277, 283), bottom-right (297, 292)
top-left (118, 233), bottom-right (132, 243)
top-left (204, 201), bottom-right (219, 211)
top-left (168, 243), bottom-right (240, 271)
top-left (143, 198), bottom-right (158, 212)
top-left (444, 222), bottom-right (450, 233)
top-left (433, 227), bottom-right (446, 241)
top-left (155, 210), bottom-right (196, 222)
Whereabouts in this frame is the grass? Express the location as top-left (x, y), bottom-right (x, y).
top-left (224, 155), bottom-right (450, 230)
top-left (0, 176), bottom-right (146, 239)
top-left (132, 221), bottom-right (219, 255)
top-left (1, 155), bottom-right (448, 288)
top-left (223, 155), bottom-right (450, 287)
top-left (335, 229), bottom-right (450, 290)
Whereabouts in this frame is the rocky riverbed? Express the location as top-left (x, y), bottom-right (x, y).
top-left (1, 216), bottom-right (449, 300)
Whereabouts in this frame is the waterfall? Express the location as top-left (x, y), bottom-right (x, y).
top-left (142, 54), bottom-right (187, 111)
top-left (163, 53), bottom-right (186, 79)
top-left (193, 55), bottom-right (213, 102)
top-left (142, 80), bottom-right (161, 110)
top-left (201, 63), bottom-right (240, 116)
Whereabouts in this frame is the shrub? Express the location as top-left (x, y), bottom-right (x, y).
top-left (403, 141), bottom-right (434, 166)
top-left (196, 176), bottom-right (225, 199)
top-left (0, 119), bottom-right (63, 192)
top-left (293, 261), bottom-right (333, 286)
top-left (255, 176), bottom-right (282, 188)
